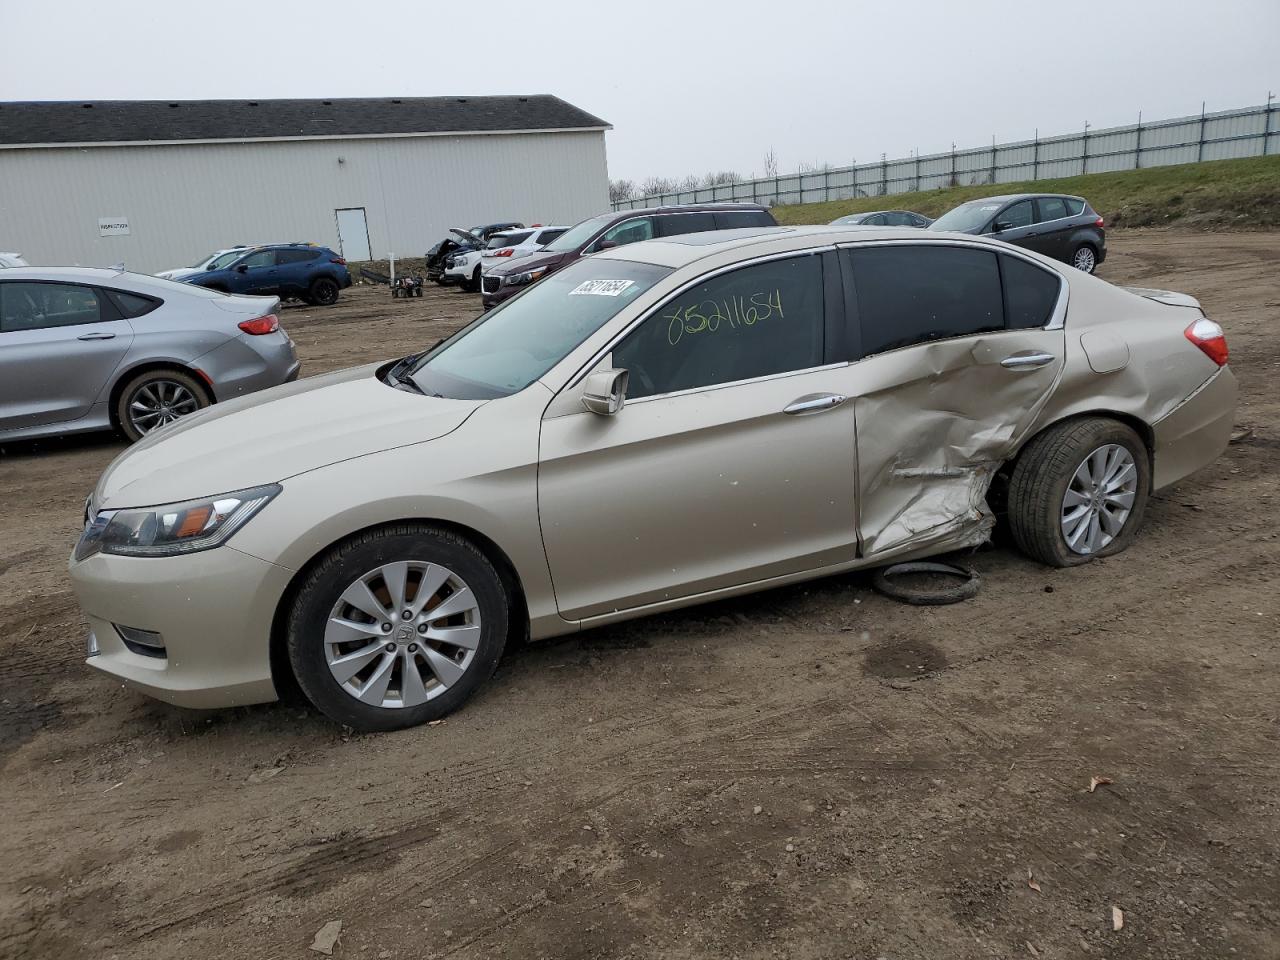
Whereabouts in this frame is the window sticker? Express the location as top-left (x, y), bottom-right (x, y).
top-left (568, 279), bottom-right (635, 297)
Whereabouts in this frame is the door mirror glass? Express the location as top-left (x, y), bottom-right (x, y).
top-left (597, 240), bottom-right (619, 251)
top-left (235, 264), bottom-right (249, 273)
top-left (581, 368), bottom-right (629, 415)
top-left (992, 220), bottom-right (1013, 233)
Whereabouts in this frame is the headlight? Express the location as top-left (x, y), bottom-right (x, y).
top-left (504, 268), bottom-right (548, 287)
top-left (74, 484), bottom-right (281, 561)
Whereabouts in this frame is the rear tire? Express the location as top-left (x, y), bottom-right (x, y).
top-left (309, 276), bottom-right (340, 306)
top-left (1007, 418), bottom-right (1149, 567)
top-left (1070, 243), bottom-right (1098, 274)
top-left (115, 368), bottom-right (210, 443)
top-left (286, 525), bottom-right (509, 732)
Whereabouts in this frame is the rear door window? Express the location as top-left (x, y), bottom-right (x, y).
top-left (1000, 254), bottom-right (1062, 329)
top-left (713, 210), bottom-right (775, 229)
top-left (276, 249), bottom-right (321, 264)
top-left (1035, 197), bottom-right (1070, 222)
top-left (845, 245), bottom-right (1004, 357)
top-left (657, 212), bottom-right (716, 237)
top-left (0, 282), bottom-right (105, 332)
top-left (613, 254), bottom-right (825, 399)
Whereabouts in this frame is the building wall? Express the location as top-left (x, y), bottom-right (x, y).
top-left (0, 130), bottom-right (610, 272)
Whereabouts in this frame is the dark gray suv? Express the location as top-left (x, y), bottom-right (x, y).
top-left (929, 194), bottom-right (1106, 273)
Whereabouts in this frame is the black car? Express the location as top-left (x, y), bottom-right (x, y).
top-left (929, 194), bottom-right (1106, 273)
top-left (830, 210), bottom-right (931, 228)
top-left (425, 222), bottom-right (525, 284)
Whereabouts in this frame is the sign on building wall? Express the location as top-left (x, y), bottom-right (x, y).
top-left (98, 217), bottom-right (131, 237)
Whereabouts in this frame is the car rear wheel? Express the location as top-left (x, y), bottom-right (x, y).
top-left (1007, 418), bottom-right (1149, 567)
top-left (115, 369), bottom-right (210, 442)
top-left (1070, 244), bottom-right (1098, 274)
top-left (286, 525), bottom-right (509, 731)
top-left (308, 277), bottom-right (340, 306)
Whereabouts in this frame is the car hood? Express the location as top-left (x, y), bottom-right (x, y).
top-left (93, 363), bottom-right (483, 508)
top-left (450, 228), bottom-right (485, 246)
top-left (157, 267), bottom-right (200, 280)
top-left (487, 250), bottom-right (567, 278)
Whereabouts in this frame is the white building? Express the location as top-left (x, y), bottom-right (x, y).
top-left (0, 96), bottom-right (611, 273)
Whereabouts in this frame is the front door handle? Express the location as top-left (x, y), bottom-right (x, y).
top-left (784, 393), bottom-right (847, 415)
top-left (77, 332), bottom-right (116, 341)
top-left (1000, 352), bottom-right (1055, 369)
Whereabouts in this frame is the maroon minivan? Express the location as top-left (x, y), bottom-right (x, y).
top-left (480, 203), bottom-right (777, 309)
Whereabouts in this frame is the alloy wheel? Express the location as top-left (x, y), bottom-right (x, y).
top-left (1060, 443), bottom-right (1137, 555)
top-left (128, 380), bottom-right (200, 435)
top-left (324, 560), bottom-right (482, 709)
top-left (1072, 246), bottom-right (1096, 273)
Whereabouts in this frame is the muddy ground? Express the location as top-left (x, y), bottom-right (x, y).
top-left (1, 232), bottom-right (1278, 959)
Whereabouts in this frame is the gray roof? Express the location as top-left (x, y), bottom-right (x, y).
top-left (0, 96), bottom-right (610, 147)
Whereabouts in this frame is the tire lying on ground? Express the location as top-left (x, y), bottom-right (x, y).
top-left (1007, 417), bottom-right (1150, 567)
top-left (871, 561), bottom-right (981, 606)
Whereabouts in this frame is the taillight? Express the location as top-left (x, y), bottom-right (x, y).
top-left (331, 257), bottom-right (347, 265)
top-left (239, 314), bottom-right (279, 336)
top-left (494, 249), bottom-right (515, 257)
top-left (1184, 317), bottom-right (1228, 366)
top-left (1095, 216), bottom-right (1105, 228)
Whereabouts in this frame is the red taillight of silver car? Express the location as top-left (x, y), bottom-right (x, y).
top-left (238, 314), bottom-right (280, 336)
top-left (1184, 317), bottom-right (1229, 366)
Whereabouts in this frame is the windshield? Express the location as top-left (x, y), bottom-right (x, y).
top-left (929, 201), bottom-right (1000, 233)
top-left (541, 214), bottom-right (613, 253)
top-left (408, 258), bottom-right (671, 399)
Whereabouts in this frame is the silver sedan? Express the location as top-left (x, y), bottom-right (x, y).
top-left (0, 266), bottom-right (299, 443)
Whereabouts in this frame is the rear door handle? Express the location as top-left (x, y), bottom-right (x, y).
top-left (784, 393), bottom-right (847, 415)
top-left (77, 332), bottom-right (116, 341)
top-left (1000, 352), bottom-right (1055, 369)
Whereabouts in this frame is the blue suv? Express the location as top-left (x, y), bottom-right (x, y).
top-left (183, 244), bottom-right (353, 305)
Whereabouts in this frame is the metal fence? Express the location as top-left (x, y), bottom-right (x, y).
top-left (611, 101), bottom-right (1280, 211)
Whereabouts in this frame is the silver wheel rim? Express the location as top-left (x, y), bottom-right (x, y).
top-left (324, 561), bottom-right (481, 709)
top-left (128, 380), bottom-right (199, 434)
top-left (1061, 443), bottom-right (1137, 555)
top-left (1073, 247), bottom-right (1096, 272)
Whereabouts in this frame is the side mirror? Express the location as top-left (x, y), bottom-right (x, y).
top-left (235, 264), bottom-right (249, 273)
top-left (991, 221), bottom-right (1013, 233)
top-left (581, 368), bottom-right (629, 416)
top-left (597, 239), bottom-right (619, 251)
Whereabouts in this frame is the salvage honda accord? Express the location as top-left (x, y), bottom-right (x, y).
top-left (70, 226), bottom-right (1236, 731)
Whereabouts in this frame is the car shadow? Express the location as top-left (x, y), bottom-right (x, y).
top-left (0, 429), bottom-right (126, 460)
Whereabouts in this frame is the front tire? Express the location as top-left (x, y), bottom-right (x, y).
top-left (115, 368), bottom-right (210, 442)
top-left (286, 525), bottom-right (509, 731)
top-left (1070, 243), bottom-right (1098, 274)
top-left (1007, 418), bottom-right (1150, 567)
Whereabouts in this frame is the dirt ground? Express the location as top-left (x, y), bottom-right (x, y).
top-left (2, 232), bottom-right (1278, 960)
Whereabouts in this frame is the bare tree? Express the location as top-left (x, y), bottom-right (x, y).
top-left (702, 171), bottom-right (742, 187)
top-left (763, 148), bottom-right (779, 179)
top-left (608, 179), bottom-right (635, 203)
top-left (639, 176), bottom-right (678, 197)
top-left (679, 175), bottom-right (702, 193)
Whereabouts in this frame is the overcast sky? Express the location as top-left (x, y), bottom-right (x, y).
top-left (3, 0), bottom-right (1276, 183)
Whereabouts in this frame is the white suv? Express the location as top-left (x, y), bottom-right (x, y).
top-left (445, 226), bottom-right (568, 292)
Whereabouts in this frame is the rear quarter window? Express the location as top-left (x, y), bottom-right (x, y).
top-left (1065, 198), bottom-right (1085, 216)
top-left (1001, 254), bottom-right (1061, 329)
top-left (104, 289), bottom-right (162, 318)
top-left (714, 210), bottom-right (776, 229)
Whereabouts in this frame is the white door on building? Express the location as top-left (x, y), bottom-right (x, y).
top-left (335, 207), bottom-right (371, 262)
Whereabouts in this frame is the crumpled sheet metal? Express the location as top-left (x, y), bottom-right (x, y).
top-left (855, 335), bottom-right (1060, 556)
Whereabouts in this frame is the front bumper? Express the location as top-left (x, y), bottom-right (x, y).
top-left (70, 544), bottom-right (293, 709)
top-left (1151, 366), bottom-right (1237, 490)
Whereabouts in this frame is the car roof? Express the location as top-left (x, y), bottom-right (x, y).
top-left (494, 225), bottom-right (568, 237)
top-left (591, 224), bottom-right (1030, 269)
top-left (957, 193), bottom-right (1085, 204)
top-left (0, 265), bottom-right (226, 292)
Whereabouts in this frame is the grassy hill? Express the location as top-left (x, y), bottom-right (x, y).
top-left (772, 155), bottom-right (1280, 229)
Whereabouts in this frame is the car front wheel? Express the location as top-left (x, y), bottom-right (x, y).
top-left (286, 525), bottom-right (509, 731)
top-left (1007, 418), bottom-right (1150, 567)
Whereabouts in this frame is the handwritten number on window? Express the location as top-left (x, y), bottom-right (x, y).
top-left (665, 289), bottom-right (785, 346)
